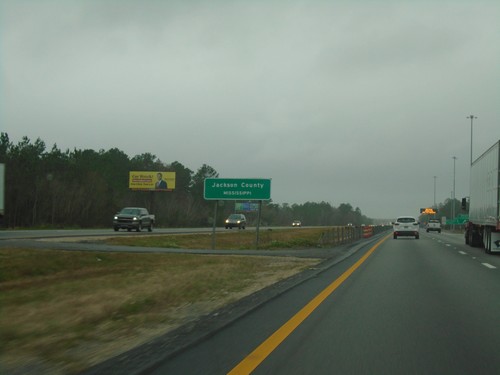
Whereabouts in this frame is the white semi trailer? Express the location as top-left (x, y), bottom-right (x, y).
top-left (0, 163), bottom-right (4, 226)
top-left (463, 140), bottom-right (500, 253)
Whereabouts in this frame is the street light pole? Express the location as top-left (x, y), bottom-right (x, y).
top-left (452, 156), bottom-right (457, 230)
top-left (433, 175), bottom-right (437, 209)
top-left (467, 115), bottom-right (477, 165)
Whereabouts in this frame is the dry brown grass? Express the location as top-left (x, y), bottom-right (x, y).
top-left (0, 244), bottom-right (320, 374)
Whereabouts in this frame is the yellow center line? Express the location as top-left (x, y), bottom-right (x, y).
top-left (228, 234), bottom-right (390, 375)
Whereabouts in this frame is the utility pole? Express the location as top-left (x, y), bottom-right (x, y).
top-left (467, 115), bottom-right (477, 165)
top-left (452, 156), bottom-right (457, 230)
top-left (433, 175), bottom-right (437, 212)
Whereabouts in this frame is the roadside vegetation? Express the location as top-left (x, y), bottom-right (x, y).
top-left (1, 229), bottom-right (326, 374)
top-left (104, 228), bottom-right (329, 250)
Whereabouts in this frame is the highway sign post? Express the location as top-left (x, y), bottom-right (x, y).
top-left (204, 178), bottom-right (271, 249)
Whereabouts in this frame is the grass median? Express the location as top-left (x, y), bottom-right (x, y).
top-left (1, 228), bottom-right (326, 374)
top-left (104, 227), bottom-right (326, 249)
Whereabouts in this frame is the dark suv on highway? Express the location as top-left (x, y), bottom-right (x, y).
top-left (225, 214), bottom-right (247, 229)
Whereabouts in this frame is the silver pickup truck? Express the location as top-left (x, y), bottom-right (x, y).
top-left (426, 219), bottom-right (441, 233)
top-left (113, 207), bottom-right (155, 232)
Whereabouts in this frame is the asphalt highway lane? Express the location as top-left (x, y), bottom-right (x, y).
top-left (147, 232), bottom-right (500, 375)
top-left (0, 227), bottom-right (216, 240)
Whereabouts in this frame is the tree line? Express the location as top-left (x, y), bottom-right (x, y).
top-left (0, 133), bottom-right (372, 228)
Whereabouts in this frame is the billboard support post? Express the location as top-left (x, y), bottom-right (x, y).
top-left (149, 190), bottom-right (154, 213)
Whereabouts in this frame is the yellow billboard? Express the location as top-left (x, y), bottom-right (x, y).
top-left (129, 171), bottom-right (176, 191)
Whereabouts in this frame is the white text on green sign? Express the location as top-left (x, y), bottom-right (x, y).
top-left (204, 178), bottom-right (271, 200)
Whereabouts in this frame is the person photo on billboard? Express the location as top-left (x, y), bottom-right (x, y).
top-left (155, 172), bottom-right (168, 189)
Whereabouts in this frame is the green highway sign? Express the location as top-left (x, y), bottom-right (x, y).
top-left (446, 214), bottom-right (469, 225)
top-left (204, 178), bottom-right (271, 200)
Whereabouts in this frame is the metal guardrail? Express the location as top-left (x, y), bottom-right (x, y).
top-left (318, 225), bottom-right (391, 247)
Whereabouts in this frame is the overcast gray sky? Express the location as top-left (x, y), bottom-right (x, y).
top-left (1, 1), bottom-right (499, 219)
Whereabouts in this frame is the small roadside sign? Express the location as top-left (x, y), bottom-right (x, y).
top-left (235, 202), bottom-right (260, 212)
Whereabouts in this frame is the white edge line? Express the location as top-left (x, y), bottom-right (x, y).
top-left (482, 263), bottom-right (497, 269)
